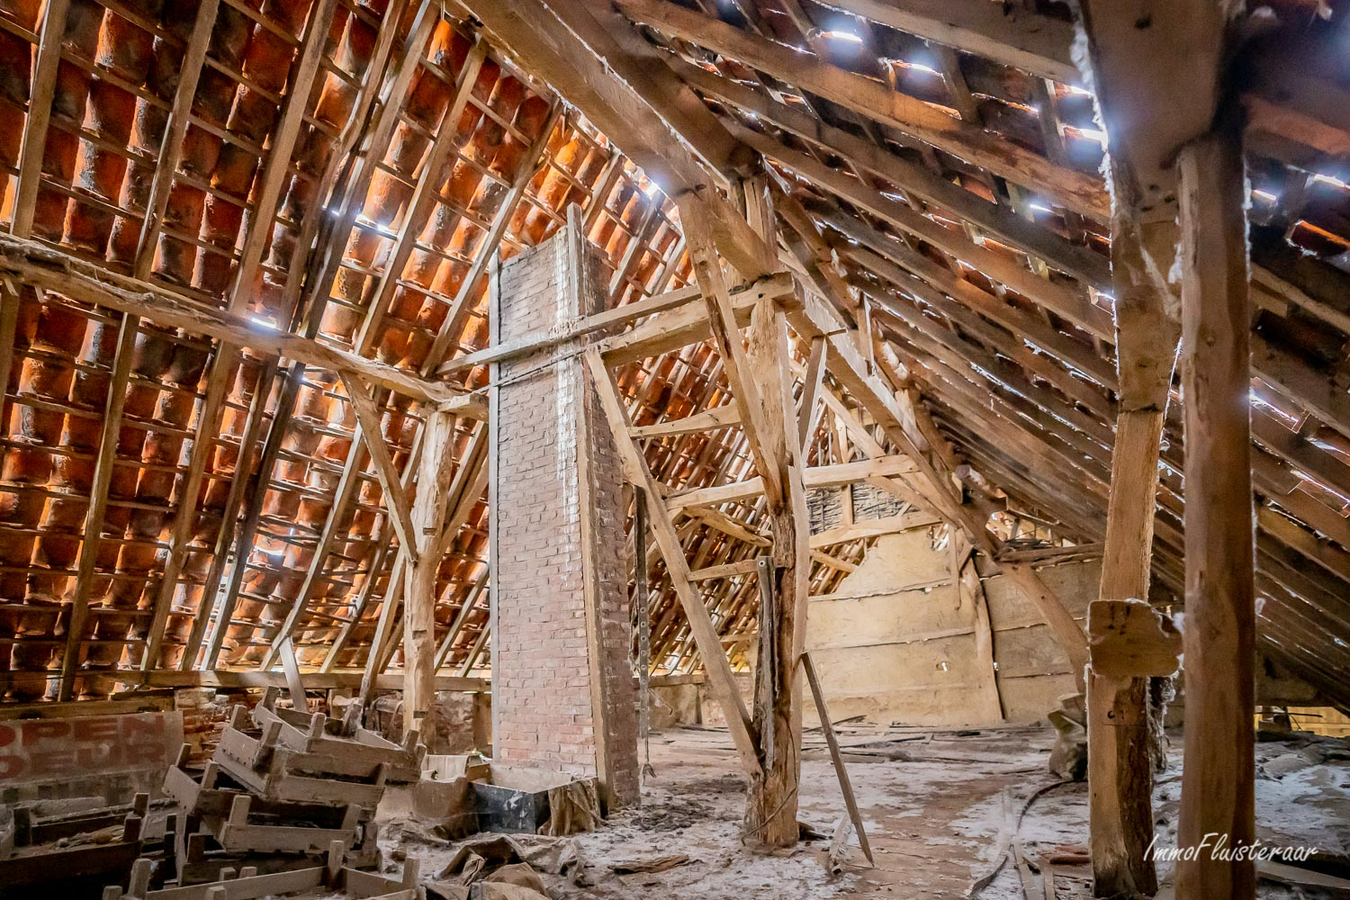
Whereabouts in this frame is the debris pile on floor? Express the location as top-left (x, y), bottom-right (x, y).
top-left (424, 832), bottom-right (585, 900)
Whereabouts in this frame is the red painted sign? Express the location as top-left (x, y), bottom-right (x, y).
top-left (0, 712), bottom-right (183, 786)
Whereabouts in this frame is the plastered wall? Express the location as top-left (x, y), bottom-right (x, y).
top-left (805, 527), bottom-right (1099, 727)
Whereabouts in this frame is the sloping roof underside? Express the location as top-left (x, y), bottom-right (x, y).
top-left (0, 0), bottom-right (1346, 707)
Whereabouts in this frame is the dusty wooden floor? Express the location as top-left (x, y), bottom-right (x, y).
top-left (380, 723), bottom-right (1350, 899)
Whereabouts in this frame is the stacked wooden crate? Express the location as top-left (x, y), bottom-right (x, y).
top-left (161, 691), bottom-right (424, 885)
top-left (0, 792), bottom-right (173, 887)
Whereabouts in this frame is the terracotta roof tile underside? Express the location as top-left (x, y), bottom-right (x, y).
top-left (0, 0), bottom-right (1347, 708)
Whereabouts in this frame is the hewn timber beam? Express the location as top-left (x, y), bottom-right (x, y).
top-left (679, 190), bottom-right (786, 506)
top-left (144, 669), bottom-right (489, 693)
top-left (1073, 2), bottom-right (1232, 894)
top-left (849, 252), bottom-right (1116, 421)
top-left (630, 404), bottom-right (742, 439)
top-left (680, 61), bottom-right (1113, 262)
top-left (340, 375), bottom-right (420, 565)
top-left (813, 0), bottom-right (1076, 84)
top-left (737, 179), bottom-right (811, 848)
top-left (665, 455), bottom-right (918, 512)
top-left (614, 0), bottom-right (1104, 218)
top-left (688, 558), bottom-right (760, 582)
top-left (1175, 125), bottom-right (1257, 900)
top-left (681, 506), bottom-right (770, 547)
top-left (455, 0), bottom-right (743, 178)
top-left (0, 236), bottom-right (480, 412)
top-left (600, 272), bottom-right (796, 363)
top-left (402, 407), bottom-right (461, 736)
top-left (998, 543), bottom-right (1105, 565)
top-left (439, 273), bottom-right (793, 377)
top-left (797, 337), bottom-right (827, 452)
top-left (585, 348), bottom-right (762, 776)
top-left (1242, 29), bottom-right (1350, 172)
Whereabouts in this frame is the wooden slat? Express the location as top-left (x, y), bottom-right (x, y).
top-left (9, 0), bottom-right (72, 239)
top-left (800, 649), bottom-right (874, 864)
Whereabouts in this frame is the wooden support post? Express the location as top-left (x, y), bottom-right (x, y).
top-left (1089, 408), bottom-right (1169, 898)
top-left (954, 536), bottom-right (1003, 724)
top-left (402, 406), bottom-right (460, 739)
top-left (1088, 218), bottom-right (1183, 898)
top-left (798, 337), bottom-right (828, 453)
top-left (340, 375), bottom-right (420, 565)
top-left (739, 182), bottom-right (811, 849)
top-left (635, 487), bottom-right (651, 763)
top-left (1175, 127), bottom-right (1256, 900)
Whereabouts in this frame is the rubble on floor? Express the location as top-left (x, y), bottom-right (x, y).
top-left (375, 723), bottom-right (1349, 900)
top-left (3, 717), bottom-right (1345, 899)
